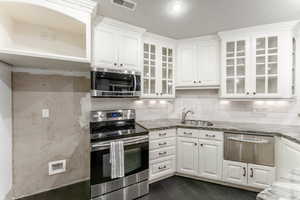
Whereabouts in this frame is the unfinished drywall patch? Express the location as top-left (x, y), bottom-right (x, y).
top-left (12, 71), bottom-right (90, 198)
top-left (79, 93), bottom-right (91, 129)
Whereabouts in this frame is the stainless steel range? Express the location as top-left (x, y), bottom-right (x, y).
top-left (90, 109), bottom-right (149, 200)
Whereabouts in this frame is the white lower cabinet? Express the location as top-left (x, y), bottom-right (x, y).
top-left (177, 137), bottom-right (199, 176)
top-left (277, 138), bottom-right (300, 182)
top-left (248, 164), bottom-right (275, 189)
top-left (223, 160), bottom-right (248, 185)
top-left (223, 160), bottom-right (275, 189)
top-left (198, 139), bottom-right (223, 180)
top-left (149, 129), bottom-right (176, 182)
top-left (150, 156), bottom-right (176, 181)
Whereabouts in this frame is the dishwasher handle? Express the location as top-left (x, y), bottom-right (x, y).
top-left (227, 136), bottom-right (269, 144)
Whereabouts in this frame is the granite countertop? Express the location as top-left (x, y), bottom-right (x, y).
top-left (137, 119), bottom-right (300, 144)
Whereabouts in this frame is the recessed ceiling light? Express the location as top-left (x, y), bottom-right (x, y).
top-left (167, 0), bottom-right (187, 17)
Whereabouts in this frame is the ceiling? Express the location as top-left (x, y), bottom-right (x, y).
top-left (94, 0), bottom-right (300, 39)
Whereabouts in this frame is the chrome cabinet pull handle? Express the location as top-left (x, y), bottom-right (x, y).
top-left (159, 151), bottom-right (167, 156)
top-left (206, 134), bottom-right (216, 138)
top-left (184, 132), bottom-right (192, 135)
top-left (158, 142), bottom-right (167, 146)
top-left (159, 133), bottom-right (167, 137)
top-left (158, 165), bottom-right (167, 170)
top-left (243, 167), bottom-right (246, 177)
top-left (250, 168), bottom-right (254, 178)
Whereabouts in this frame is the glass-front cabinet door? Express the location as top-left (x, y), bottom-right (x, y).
top-left (143, 42), bottom-right (157, 97)
top-left (142, 40), bottom-right (175, 98)
top-left (223, 39), bottom-right (249, 97)
top-left (161, 47), bottom-right (174, 97)
top-left (254, 36), bottom-right (279, 97)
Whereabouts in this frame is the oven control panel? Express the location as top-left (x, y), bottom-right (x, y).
top-left (91, 109), bottom-right (135, 122)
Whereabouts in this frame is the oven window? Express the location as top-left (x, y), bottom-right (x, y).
top-left (91, 143), bottom-right (149, 185)
top-left (102, 148), bottom-right (142, 178)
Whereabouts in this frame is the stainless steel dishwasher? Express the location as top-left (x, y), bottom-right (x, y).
top-left (224, 132), bottom-right (275, 167)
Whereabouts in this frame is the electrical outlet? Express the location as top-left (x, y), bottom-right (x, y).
top-left (42, 109), bottom-right (50, 119)
top-left (48, 160), bottom-right (66, 176)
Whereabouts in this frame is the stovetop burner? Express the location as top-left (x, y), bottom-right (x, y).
top-left (90, 109), bottom-right (148, 142)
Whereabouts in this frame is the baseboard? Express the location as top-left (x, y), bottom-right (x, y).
top-left (149, 173), bottom-right (175, 184)
top-left (175, 173), bottom-right (262, 193)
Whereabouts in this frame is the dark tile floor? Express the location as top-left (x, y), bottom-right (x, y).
top-left (18, 176), bottom-right (258, 200)
top-left (145, 176), bottom-right (258, 200)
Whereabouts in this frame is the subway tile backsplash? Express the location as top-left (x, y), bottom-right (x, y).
top-left (91, 90), bottom-right (300, 125)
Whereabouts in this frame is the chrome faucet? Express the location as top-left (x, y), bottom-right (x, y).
top-left (181, 108), bottom-right (194, 124)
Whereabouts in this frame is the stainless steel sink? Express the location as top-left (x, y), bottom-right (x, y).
top-left (181, 120), bottom-right (214, 127)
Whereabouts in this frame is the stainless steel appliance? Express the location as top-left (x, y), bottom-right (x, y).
top-left (91, 68), bottom-right (141, 98)
top-left (224, 132), bottom-right (275, 166)
top-left (90, 109), bottom-right (149, 200)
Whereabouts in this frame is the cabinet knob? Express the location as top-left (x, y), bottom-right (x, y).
top-left (193, 81), bottom-right (196, 83)
top-left (199, 81), bottom-right (202, 84)
top-left (194, 143), bottom-right (197, 146)
top-left (200, 144), bottom-right (203, 147)
top-left (120, 63), bottom-right (123, 67)
top-left (114, 63), bottom-right (117, 66)
top-left (156, 93), bottom-right (159, 96)
top-left (160, 93), bottom-right (162, 96)
top-left (246, 92), bottom-right (250, 95)
top-left (253, 92), bottom-right (256, 95)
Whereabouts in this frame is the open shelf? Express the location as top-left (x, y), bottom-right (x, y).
top-left (0, 1), bottom-right (96, 70)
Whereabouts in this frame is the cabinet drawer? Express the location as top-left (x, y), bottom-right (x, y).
top-left (177, 128), bottom-right (199, 138)
top-left (150, 137), bottom-right (176, 150)
top-left (150, 156), bottom-right (176, 181)
top-left (150, 129), bottom-right (176, 140)
top-left (150, 147), bottom-right (176, 161)
top-left (198, 130), bottom-right (223, 141)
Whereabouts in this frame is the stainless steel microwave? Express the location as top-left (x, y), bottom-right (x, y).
top-left (91, 68), bottom-right (141, 98)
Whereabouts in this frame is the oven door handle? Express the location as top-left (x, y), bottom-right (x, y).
top-left (92, 136), bottom-right (149, 151)
top-left (227, 137), bottom-right (269, 144)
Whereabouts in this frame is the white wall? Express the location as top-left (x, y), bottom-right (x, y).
top-left (0, 62), bottom-right (12, 200)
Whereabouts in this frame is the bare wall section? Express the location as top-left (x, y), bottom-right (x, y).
top-left (0, 62), bottom-right (12, 200)
top-left (12, 72), bottom-right (90, 198)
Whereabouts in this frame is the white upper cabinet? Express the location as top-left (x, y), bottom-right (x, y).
top-left (177, 36), bottom-right (220, 89)
top-left (142, 33), bottom-right (176, 98)
top-left (0, 0), bottom-right (97, 71)
top-left (219, 21), bottom-right (298, 98)
top-left (93, 18), bottom-right (146, 71)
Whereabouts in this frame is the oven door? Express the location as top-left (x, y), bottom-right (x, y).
top-left (91, 136), bottom-right (149, 198)
top-left (91, 69), bottom-right (141, 98)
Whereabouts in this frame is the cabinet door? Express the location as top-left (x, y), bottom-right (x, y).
top-left (198, 139), bottom-right (223, 180)
top-left (177, 45), bottom-right (198, 86)
top-left (253, 35), bottom-right (279, 97)
top-left (143, 42), bottom-right (158, 97)
top-left (161, 46), bottom-right (175, 97)
top-left (93, 28), bottom-right (118, 68)
top-left (221, 39), bottom-right (250, 98)
top-left (248, 164), bottom-right (275, 189)
top-left (118, 33), bottom-right (140, 70)
top-left (223, 160), bottom-right (248, 185)
top-left (277, 138), bottom-right (300, 182)
top-left (177, 137), bottom-right (198, 176)
top-left (197, 42), bottom-right (220, 86)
